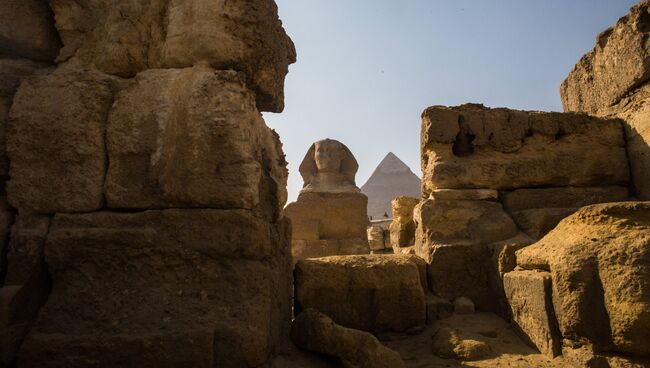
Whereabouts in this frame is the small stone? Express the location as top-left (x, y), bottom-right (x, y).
top-left (432, 327), bottom-right (491, 361)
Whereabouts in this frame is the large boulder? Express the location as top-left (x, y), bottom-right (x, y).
top-left (560, 0), bottom-right (650, 115)
top-left (291, 309), bottom-right (406, 368)
top-left (48, 0), bottom-right (295, 112)
top-left (414, 198), bottom-right (518, 311)
top-left (285, 191), bottom-right (369, 262)
top-left (7, 66), bottom-right (124, 214)
top-left (285, 192), bottom-right (368, 240)
top-left (18, 210), bottom-right (291, 368)
top-left (560, 1), bottom-right (650, 200)
top-left (0, 59), bottom-right (49, 180)
top-left (517, 202), bottom-right (650, 357)
top-left (0, 0), bottom-right (61, 61)
top-left (501, 186), bottom-right (630, 239)
top-left (414, 198), bottom-right (518, 252)
top-left (420, 104), bottom-right (629, 195)
top-left (106, 66), bottom-right (287, 220)
top-left (294, 255), bottom-right (426, 333)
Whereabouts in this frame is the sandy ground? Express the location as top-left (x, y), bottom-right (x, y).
top-left (381, 313), bottom-right (569, 368)
top-left (270, 312), bottom-right (572, 367)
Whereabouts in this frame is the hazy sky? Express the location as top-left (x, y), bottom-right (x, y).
top-left (264, 0), bottom-right (638, 202)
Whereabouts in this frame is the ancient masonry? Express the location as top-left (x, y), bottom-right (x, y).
top-left (0, 0), bottom-right (295, 367)
top-left (291, 1), bottom-right (650, 367)
top-left (0, 0), bottom-right (649, 367)
top-left (284, 139), bottom-right (370, 263)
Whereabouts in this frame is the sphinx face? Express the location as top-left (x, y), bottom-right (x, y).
top-left (314, 140), bottom-right (345, 173)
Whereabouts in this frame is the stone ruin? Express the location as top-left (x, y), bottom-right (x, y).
top-left (289, 2), bottom-right (650, 367)
top-left (0, 0), bottom-right (649, 367)
top-left (284, 139), bottom-right (370, 262)
top-left (0, 0), bottom-right (296, 366)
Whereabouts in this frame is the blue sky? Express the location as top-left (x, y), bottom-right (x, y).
top-left (264, 0), bottom-right (638, 202)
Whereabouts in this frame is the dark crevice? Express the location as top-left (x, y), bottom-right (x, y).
top-left (452, 115), bottom-right (475, 157)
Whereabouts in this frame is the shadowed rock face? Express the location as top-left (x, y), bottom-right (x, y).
top-left (516, 202), bottom-right (650, 357)
top-left (561, 0), bottom-right (650, 199)
top-left (46, 0), bottom-right (296, 112)
top-left (0, 0), bottom-right (294, 366)
top-left (361, 153), bottom-right (421, 219)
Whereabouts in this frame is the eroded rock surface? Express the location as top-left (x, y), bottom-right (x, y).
top-left (291, 309), bottom-right (406, 368)
top-left (294, 255), bottom-right (427, 333)
top-left (106, 66), bottom-right (287, 219)
top-left (19, 211), bottom-right (291, 367)
top-left (561, 1), bottom-right (650, 199)
top-left (421, 104), bottom-right (628, 194)
top-left (517, 202), bottom-right (650, 357)
top-left (47, 0), bottom-right (295, 112)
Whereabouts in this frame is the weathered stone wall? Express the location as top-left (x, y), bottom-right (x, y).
top-left (512, 202), bottom-right (650, 360)
top-left (561, 0), bottom-right (650, 200)
top-left (416, 103), bottom-right (631, 312)
top-left (0, 0), bottom-right (295, 366)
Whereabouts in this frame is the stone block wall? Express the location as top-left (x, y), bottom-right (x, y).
top-left (561, 0), bottom-right (650, 200)
top-left (415, 103), bottom-right (632, 313)
top-left (0, 0), bottom-right (295, 366)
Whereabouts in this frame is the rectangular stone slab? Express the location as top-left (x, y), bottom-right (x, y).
top-left (7, 67), bottom-right (123, 214)
top-left (420, 104), bottom-right (629, 194)
top-left (504, 270), bottom-right (561, 357)
top-left (294, 255), bottom-right (426, 333)
top-left (105, 67), bottom-right (287, 219)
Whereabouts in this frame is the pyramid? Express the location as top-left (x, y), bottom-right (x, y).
top-left (361, 152), bottom-right (421, 219)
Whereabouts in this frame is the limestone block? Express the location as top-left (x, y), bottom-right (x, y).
top-left (602, 88), bottom-right (650, 200)
top-left (389, 196), bottom-right (419, 248)
top-left (510, 208), bottom-right (579, 239)
top-left (414, 198), bottom-right (517, 312)
top-left (420, 104), bottom-right (628, 194)
top-left (414, 198), bottom-right (518, 251)
top-left (500, 186), bottom-right (630, 212)
top-left (0, 0), bottom-right (61, 61)
top-left (285, 192), bottom-right (369, 240)
top-left (503, 270), bottom-right (561, 357)
top-left (291, 239), bottom-right (369, 264)
top-left (0, 59), bottom-right (50, 181)
top-left (367, 225), bottom-right (388, 251)
top-left (431, 189), bottom-right (498, 201)
top-left (106, 67), bottom-right (287, 220)
top-left (485, 236), bottom-right (532, 318)
top-left (517, 202), bottom-right (650, 357)
top-left (294, 255), bottom-right (426, 333)
top-left (48, 0), bottom-right (296, 112)
top-left (6, 67), bottom-right (124, 214)
top-left (291, 309), bottom-right (406, 368)
top-left (560, 1), bottom-right (650, 114)
top-left (19, 209), bottom-right (290, 367)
